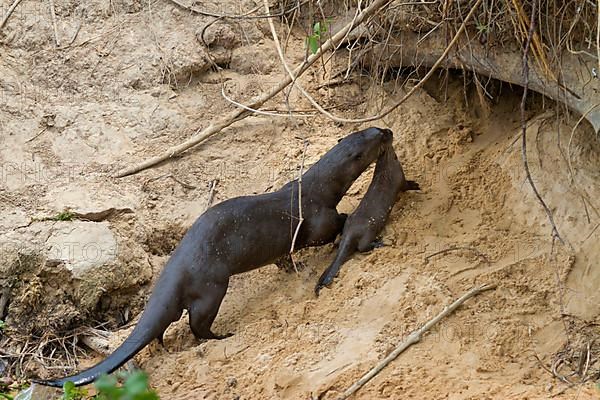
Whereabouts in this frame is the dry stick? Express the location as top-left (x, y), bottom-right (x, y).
top-left (80, 334), bottom-right (111, 356)
top-left (335, 284), bottom-right (497, 400)
top-left (266, 0), bottom-right (484, 124)
top-left (48, 0), bottom-right (60, 47)
top-left (424, 246), bottom-right (489, 264)
top-left (582, 222), bottom-right (600, 243)
top-left (25, 126), bottom-right (49, 143)
top-left (220, 86), bottom-right (310, 118)
top-left (206, 178), bottom-right (219, 208)
top-left (168, 174), bottom-right (196, 189)
top-left (519, 0), bottom-right (568, 248)
top-left (0, 0), bottom-right (24, 31)
top-left (114, 0), bottom-right (392, 178)
top-left (289, 140), bottom-right (308, 274)
top-left (67, 21), bottom-right (82, 47)
top-left (581, 196), bottom-right (591, 224)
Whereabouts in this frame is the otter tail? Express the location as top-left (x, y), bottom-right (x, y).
top-left (33, 277), bottom-right (182, 388)
top-left (315, 238), bottom-right (356, 295)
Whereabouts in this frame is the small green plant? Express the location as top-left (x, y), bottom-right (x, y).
top-left (62, 382), bottom-right (88, 400)
top-left (0, 320), bottom-right (5, 331)
top-left (0, 383), bottom-right (11, 400)
top-left (61, 371), bottom-right (158, 400)
top-left (32, 209), bottom-right (77, 223)
top-left (476, 22), bottom-right (489, 34)
top-left (52, 211), bottom-right (76, 221)
top-left (306, 21), bottom-right (329, 54)
top-left (94, 372), bottom-right (158, 400)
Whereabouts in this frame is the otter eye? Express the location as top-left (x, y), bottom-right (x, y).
top-left (337, 138), bottom-right (343, 143)
top-left (354, 153), bottom-right (362, 160)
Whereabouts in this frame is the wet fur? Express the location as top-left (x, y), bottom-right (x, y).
top-left (315, 141), bottom-right (419, 295)
top-left (35, 127), bottom-right (392, 387)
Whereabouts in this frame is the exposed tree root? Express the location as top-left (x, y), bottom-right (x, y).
top-left (363, 30), bottom-right (600, 133)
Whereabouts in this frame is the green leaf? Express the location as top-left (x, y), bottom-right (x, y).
top-left (123, 372), bottom-right (148, 396)
top-left (61, 381), bottom-right (88, 400)
top-left (62, 381), bottom-right (75, 400)
top-left (95, 374), bottom-right (122, 399)
top-left (53, 211), bottom-right (75, 221)
top-left (93, 372), bottom-right (158, 400)
top-left (0, 320), bottom-right (5, 330)
top-left (312, 21), bottom-right (328, 35)
top-left (307, 36), bottom-right (319, 54)
top-left (313, 21), bottom-right (321, 35)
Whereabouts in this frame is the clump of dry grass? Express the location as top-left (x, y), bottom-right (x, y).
top-left (0, 249), bottom-right (108, 384)
top-left (0, 326), bottom-right (91, 385)
top-left (272, 0), bottom-right (598, 131)
top-left (400, 1), bottom-right (594, 66)
top-left (545, 319), bottom-right (600, 386)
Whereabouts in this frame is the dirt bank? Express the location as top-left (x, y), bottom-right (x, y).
top-left (1, 1), bottom-right (599, 399)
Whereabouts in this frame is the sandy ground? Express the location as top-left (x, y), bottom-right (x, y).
top-left (1, 1), bottom-right (600, 399)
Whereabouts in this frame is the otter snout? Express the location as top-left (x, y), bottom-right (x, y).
top-left (379, 128), bottom-right (393, 143)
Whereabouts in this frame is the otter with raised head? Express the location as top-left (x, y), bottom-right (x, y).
top-left (35, 127), bottom-right (392, 387)
top-left (315, 140), bottom-right (419, 295)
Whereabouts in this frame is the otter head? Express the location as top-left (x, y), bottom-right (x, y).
top-left (334, 127), bottom-right (393, 181)
top-left (299, 126), bottom-right (392, 204)
top-left (302, 127), bottom-right (395, 205)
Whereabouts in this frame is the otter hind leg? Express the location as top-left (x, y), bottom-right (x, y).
top-left (188, 279), bottom-right (232, 340)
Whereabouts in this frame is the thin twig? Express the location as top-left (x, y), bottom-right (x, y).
top-left (582, 222), bottom-right (600, 243)
top-left (261, 100), bottom-right (363, 114)
top-left (220, 87), bottom-right (311, 118)
top-left (54, 25), bottom-right (120, 50)
top-left (67, 21), bottom-right (82, 47)
top-left (115, 0), bottom-right (392, 177)
top-left (334, 284), bottom-right (497, 400)
top-left (582, 196), bottom-right (591, 224)
top-left (424, 246), bottom-right (490, 264)
top-left (141, 173), bottom-right (169, 190)
top-left (289, 140), bottom-right (308, 274)
top-left (141, 173), bottom-right (195, 190)
top-left (25, 127), bottom-right (49, 143)
top-left (48, 0), bottom-right (60, 47)
top-left (206, 179), bottom-right (219, 209)
top-left (0, 0), bottom-right (24, 31)
top-left (169, 174), bottom-right (196, 189)
top-left (519, 0), bottom-right (568, 248)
